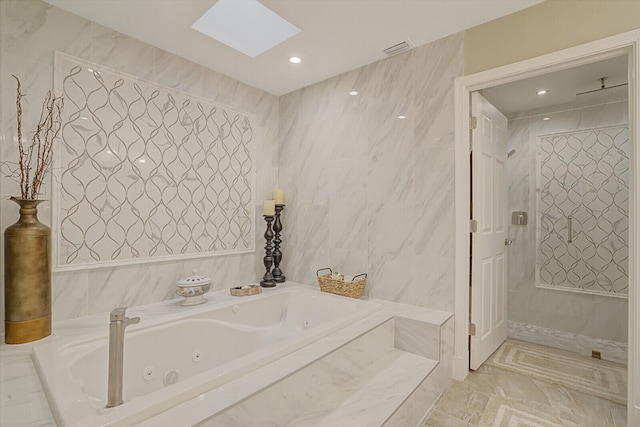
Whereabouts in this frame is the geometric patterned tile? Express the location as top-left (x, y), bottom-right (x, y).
top-left (538, 125), bottom-right (629, 295)
top-left (479, 395), bottom-right (582, 427)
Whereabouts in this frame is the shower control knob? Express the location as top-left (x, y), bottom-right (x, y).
top-left (505, 239), bottom-right (513, 246)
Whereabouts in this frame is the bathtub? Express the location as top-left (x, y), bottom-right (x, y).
top-left (33, 286), bottom-right (380, 427)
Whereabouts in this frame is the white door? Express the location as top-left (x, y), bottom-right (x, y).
top-left (470, 92), bottom-right (508, 370)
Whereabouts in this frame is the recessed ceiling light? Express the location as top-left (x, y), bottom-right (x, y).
top-left (398, 115), bottom-right (407, 120)
top-left (537, 89), bottom-right (548, 95)
top-left (289, 56), bottom-right (301, 64)
top-left (349, 91), bottom-right (358, 96)
top-left (542, 117), bottom-right (550, 121)
top-left (191, 0), bottom-right (301, 58)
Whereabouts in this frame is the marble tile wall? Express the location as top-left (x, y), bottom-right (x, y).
top-left (506, 100), bottom-right (628, 344)
top-left (278, 33), bottom-right (464, 311)
top-left (1, 1), bottom-right (462, 326)
top-left (0, 0), bottom-right (279, 327)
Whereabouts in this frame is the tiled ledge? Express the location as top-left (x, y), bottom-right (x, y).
top-left (0, 349), bottom-right (55, 426)
top-left (286, 351), bottom-right (438, 426)
top-left (197, 317), bottom-right (440, 427)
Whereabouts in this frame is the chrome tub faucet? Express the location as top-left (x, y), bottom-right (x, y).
top-left (106, 307), bottom-right (140, 408)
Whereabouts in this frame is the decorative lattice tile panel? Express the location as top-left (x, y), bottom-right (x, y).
top-left (53, 53), bottom-right (255, 271)
top-left (537, 125), bottom-right (628, 296)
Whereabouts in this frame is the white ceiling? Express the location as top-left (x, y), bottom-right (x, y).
top-left (44, 0), bottom-right (541, 96)
top-left (483, 55), bottom-right (629, 115)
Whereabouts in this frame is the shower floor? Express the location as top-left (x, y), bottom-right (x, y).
top-left (422, 340), bottom-right (626, 427)
top-left (507, 320), bottom-right (628, 364)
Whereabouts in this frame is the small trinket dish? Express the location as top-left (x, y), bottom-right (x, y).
top-left (230, 284), bottom-right (262, 297)
top-left (176, 270), bottom-right (212, 306)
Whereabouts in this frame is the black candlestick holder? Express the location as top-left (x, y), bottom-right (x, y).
top-left (260, 215), bottom-right (276, 287)
top-left (272, 204), bottom-right (285, 283)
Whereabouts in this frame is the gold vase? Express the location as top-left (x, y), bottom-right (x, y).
top-left (4, 197), bottom-right (51, 344)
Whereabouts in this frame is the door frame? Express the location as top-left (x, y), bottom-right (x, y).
top-left (453, 29), bottom-right (640, 424)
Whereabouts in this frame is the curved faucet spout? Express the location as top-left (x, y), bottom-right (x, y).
top-left (106, 307), bottom-right (140, 408)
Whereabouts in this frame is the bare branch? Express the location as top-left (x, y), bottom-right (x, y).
top-left (12, 75), bottom-right (26, 198)
top-left (10, 76), bottom-right (64, 200)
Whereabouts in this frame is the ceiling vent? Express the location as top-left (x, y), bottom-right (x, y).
top-left (383, 39), bottom-right (414, 57)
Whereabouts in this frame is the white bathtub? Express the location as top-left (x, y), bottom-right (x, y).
top-left (33, 286), bottom-right (380, 427)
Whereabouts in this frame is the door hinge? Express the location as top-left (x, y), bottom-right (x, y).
top-left (469, 219), bottom-right (478, 232)
top-left (469, 323), bottom-right (476, 336)
top-left (470, 116), bottom-right (477, 130)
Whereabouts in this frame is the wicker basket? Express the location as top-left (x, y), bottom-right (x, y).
top-left (316, 268), bottom-right (367, 299)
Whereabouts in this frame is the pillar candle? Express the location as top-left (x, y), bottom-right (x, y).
top-left (264, 200), bottom-right (276, 216)
top-left (273, 189), bottom-right (284, 205)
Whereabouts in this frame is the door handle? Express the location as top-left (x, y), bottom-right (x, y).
top-left (505, 239), bottom-right (513, 246)
top-left (567, 215), bottom-right (573, 243)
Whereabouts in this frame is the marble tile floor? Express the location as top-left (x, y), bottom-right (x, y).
top-left (422, 340), bottom-right (627, 427)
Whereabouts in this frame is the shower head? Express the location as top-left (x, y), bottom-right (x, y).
top-left (508, 149), bottom-right (516, 158)
top-left (575, 77), bottom-right (627, 107)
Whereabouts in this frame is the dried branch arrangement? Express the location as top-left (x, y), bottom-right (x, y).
top-left (12, 75), bottom-right (64, 200)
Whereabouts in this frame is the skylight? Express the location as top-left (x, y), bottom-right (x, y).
top-left (191, 0), bottom-right (301, 58)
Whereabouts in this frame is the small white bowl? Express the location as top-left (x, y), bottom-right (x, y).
top-left (176, 270), bottom-right (212, 306)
